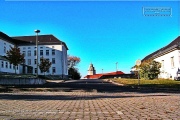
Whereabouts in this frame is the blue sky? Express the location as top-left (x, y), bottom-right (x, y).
top-left (0, 1), bottom-right (179, 78)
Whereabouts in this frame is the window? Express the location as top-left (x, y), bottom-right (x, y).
top-left (28, 59), bottom-right (31, 65)
top-left (34, 59), bottom-right (37, 64)
top-left (35, 68), bottom-right (37, 73)
top-left (13, 65), bottom-right (15, 70)
top-left (171, 57), bottom-right (174, 68)
top-left (23, 51), bottom-right (26, 56)
top-left (4, 46), bottom-right (6, 53)
top-left (28, 50), bottom-right (31, 56)
top-left (40, 50), bottom-right (43, 56)
top-left (46, 50), bottom-right (49, 56)
top-left (6, 62), bottom-right (8, 68)
top-left (46, 58), bottom-right (50, 62)
top-left (40, 47), bottom-right (43, 49)
top-left (52, 50), bottom-right (55, 55)
top-left (23, 47), bottom-right (26, 50)
top-left (9, 64), bottom-right (11, 69)
top-left (28, 47), bottom-right (31, 49)
top-left (161, 60), bottom-right (164, 70)
top-left (34, 50), bottom-right (36, 56)
top-left (1, 61), bottom-right (4, 68)
top-left (52, 58), bottom-right (55, 64)
top-left (52, 67), bottom-right (56, 73)
top-left (17, 66), bottom-right (18, 70)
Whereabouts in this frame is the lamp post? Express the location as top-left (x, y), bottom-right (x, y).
top-left (136, 59), bottom-right (141, 86)
top-left (115, 62), bottom-right (118, 72)
top-left (34, 29), bottom-right (40, 78)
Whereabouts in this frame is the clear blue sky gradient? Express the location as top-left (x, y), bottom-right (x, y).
top-left (0, 1), bottom-right (179, 77)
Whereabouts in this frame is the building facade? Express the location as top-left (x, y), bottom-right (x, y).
top-left (142, 36), bottom-right (180, 80)
top-left (0, 32), bottom-right (20, 74)
top-left (0, 32), bottom-right (68, 78)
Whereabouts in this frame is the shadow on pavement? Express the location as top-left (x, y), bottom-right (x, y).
top-left (0, 93), bottom-right (171, 101)
top-left (0, 79), bottom-right (180, 94)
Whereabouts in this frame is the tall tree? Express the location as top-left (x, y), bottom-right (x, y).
top-left (68, 55), bottom-right (81, 79)
top-left (39, 57), bottom-right (52, 76)
top-left (68, 55), bottom-right (80, 69)
top-left (6, 46), bottom-right (24, 74)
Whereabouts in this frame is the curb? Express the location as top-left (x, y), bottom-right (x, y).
top-left (102, 79), bottom-right (125, 86)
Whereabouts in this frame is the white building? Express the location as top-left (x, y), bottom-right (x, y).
top-left (0, 32), bottom-right (68, 78)
top-left (142, 36), bottom-right (180, 80)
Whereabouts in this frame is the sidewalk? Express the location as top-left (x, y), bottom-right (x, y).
top-left (0, 92), bottom-right (179, 119)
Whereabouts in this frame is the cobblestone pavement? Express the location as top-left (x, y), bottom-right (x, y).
top-left (0, 92), bottom-right (179, 120)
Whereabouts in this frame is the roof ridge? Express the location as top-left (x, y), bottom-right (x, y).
top-left (12, 34), bottom-right (54, 37)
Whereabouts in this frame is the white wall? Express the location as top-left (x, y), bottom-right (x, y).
top-left (0, 38), bottom-right (14, 56)
top-left (0, 60), bottom-right (20, 74)
top-left (0, 38), bottom-right (21, 74)
top-left (0, 37), bottom-right (68, 76)
top-left (154, 50), bottom-right (180, 79)
top-left (19, 44), bottom-right (68, 76)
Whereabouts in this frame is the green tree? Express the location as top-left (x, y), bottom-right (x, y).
top-left (139, 59), bottom-right (161, 80)
top-left (39, 57), bottom-right (52, 76)
top-left (6, 46), bottom-right (24, 74)
top-left (68, 67), bottom-right (81, 80)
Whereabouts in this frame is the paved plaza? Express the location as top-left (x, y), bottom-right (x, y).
top-left (0, 91), bottom-right (179, 120)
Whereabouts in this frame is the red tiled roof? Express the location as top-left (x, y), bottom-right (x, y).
top-left (84, 71), bottom-right (124, 79)
top-left (85, 74), bottom-right (103, 79)
top-left (104, 71), bottom-right (124, 75)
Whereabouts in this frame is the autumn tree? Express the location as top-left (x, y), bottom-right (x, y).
top-left (139, 59), bottom-right (161, 80)
top-left (68, 55), bottom-right (80, 69)
top-left (68, 55), bottom-right (81, 79)
top-left (6, 46), bottom-right (24, 74)
top-left (39, 57), bottom-right (52, 76)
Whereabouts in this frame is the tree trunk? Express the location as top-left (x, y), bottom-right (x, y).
top-left (15, 66), bottom-right (17, 74)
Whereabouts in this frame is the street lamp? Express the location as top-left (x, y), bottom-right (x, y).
top-left (34, 29), bottom-right (40, 77)
top-left (115, 62), bottom-right (118, 72)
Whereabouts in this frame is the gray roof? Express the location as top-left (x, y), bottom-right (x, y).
top-left (142, 36), bottom-right (180, 61)
top-left (0, 31), bottom-right (68, 50)
top-left (12, 35), bottom-right (68, 50)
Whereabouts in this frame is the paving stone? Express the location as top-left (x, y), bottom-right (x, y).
top-left (0, 92), bottom-right (179, 119)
